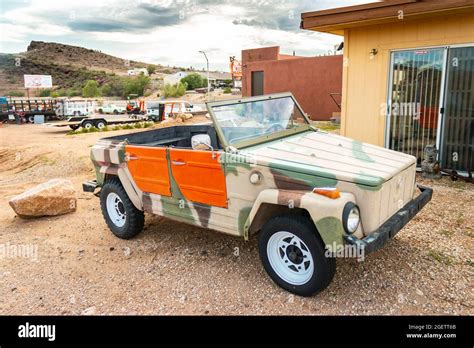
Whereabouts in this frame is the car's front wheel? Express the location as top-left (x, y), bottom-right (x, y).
top-left (100, 177), bottom-right (144, 239)
top-left (258, 215), bottom-right (335, 297)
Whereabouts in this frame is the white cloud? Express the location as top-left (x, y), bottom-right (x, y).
top-left (0, 0), bottom-right (361, 70)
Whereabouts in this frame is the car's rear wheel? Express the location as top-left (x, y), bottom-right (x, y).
top-left (258, 215), bottom-right (335, 297)
top-left (113, 110), bottom-right (119, 115)
top-left (100, 177), bottom-right (144, 239)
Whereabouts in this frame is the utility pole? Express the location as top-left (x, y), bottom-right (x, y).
top-left (199, 51), bottom-right (210, 97)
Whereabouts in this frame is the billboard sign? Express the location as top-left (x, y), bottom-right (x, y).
top-left (230, 56), bottom-right (242, 79)
top-left (24, 75), bottom-right (53, 88)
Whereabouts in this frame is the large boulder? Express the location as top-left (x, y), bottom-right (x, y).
top-left (175, 113), bottom-right (193, 122)
top-left (9, 179), bottom-right (77, 218)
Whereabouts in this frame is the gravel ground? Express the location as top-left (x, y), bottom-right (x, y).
top-left (0, 124), bottom-right (472, 315)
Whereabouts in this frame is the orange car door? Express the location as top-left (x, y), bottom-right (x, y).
top-left (169, 148), bottom-right (227, 208)
top-left (125, 145), bottom-right (171, 196)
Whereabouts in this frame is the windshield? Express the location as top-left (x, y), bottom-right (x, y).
top-left (210, 96), bottom-right (310, 148)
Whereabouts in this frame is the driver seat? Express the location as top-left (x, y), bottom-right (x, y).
top-left (191, 134), bottom-right (212, 150)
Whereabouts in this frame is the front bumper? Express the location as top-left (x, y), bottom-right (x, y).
top-left (345, 185), bottom-right (433, 254)
top-left (82, 180), bottom-right (98, 193)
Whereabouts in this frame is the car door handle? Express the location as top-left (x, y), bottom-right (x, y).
top-left (125, 153), bottom-right (139, 161)
top-left (172, 160), bottom-right (186, 166)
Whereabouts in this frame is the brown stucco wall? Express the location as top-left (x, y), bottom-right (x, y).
top-left (241, 47), bottom-right (343, 121)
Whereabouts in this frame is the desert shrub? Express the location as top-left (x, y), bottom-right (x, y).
top-left (67, 89), bottom-right (81, 97)
top-left (39, 89), bottom-right (51, 97)
top-left (164, 82), bottom-right (186, 98)
top-left (8, 91), bottom-right (25, 97)
top-left (223, 87), bottom-right (231, 94)
top-left (55, 89), bottom-right (68, 97)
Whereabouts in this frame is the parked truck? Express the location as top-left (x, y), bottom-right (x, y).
top-left (0, 98), bottom-right (58, 123)
top-left (55, 99), bottom-right (96, 117)
top-left (83, 93), bottom-right (432, 296)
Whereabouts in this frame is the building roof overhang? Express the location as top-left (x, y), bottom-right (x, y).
top-left (301, 0), bottom-right (474, 35)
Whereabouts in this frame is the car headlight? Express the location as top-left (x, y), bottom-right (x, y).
top-left (343, 202), bottom-right (360, 234)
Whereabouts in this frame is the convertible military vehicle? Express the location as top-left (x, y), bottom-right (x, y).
top-left (83, 93), bottom-right (432, 296)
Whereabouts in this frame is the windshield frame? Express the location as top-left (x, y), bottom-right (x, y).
top-left (206, 92), bottom-right (312, 150)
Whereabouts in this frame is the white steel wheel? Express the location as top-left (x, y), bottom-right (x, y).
top-left (106, 192), bottom-right (127, 227)
top-left (96, 121), bottom-right (106, 129)
top-left (83, 121), bottom-right (93, 129)
top-left (267, 231), bottom-right (314, 286)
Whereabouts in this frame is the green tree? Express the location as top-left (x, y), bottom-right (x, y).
top-left (82, 80), bottom-right (101, 98)
top-left (101, 77), bottom-right (125, 97)
top-left (100, 84), bottom-right (112, 97)
top-left (123, 75), bottom-right (151, 97)
top-left (180, 73), bottom-right (206, 90)
top-left (164, 82), bottom-right (187, 98)
top-left (147, 65), bottom-right (156, 75)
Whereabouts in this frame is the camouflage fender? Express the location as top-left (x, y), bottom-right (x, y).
top-left (245, 189), bottom-right (363, 246)
top-left (90, 140), bottom-right (144, 211)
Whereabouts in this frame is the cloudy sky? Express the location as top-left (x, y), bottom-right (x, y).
top-left (0, 0), bottom-right (375, 71)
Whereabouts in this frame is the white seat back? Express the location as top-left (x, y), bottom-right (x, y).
top-left (191, 134), bottom-right (212, 150)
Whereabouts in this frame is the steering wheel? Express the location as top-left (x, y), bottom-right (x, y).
top-left (265, 123), bottom-right (285, 133)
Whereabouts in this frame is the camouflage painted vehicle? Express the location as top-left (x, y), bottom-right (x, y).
top-left (83, 93), bottom-right (432, 296)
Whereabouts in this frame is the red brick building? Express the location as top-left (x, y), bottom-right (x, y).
top-left (241, 46), bottom-right (343, 121)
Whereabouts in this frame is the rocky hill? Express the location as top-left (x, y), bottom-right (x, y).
top-left (0, 41), bottom-right (182, 96)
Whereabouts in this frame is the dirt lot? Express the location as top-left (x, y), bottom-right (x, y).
top-left (0, 123), bottom-right (472, 315)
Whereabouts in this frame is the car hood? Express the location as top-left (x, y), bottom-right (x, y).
top-left (242, 130), bottom-right (417, 188)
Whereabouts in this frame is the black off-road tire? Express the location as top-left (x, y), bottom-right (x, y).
top-left (100, 177), bottom-right (144, 239)
top-left (258, 215), bottom-right (336, 297)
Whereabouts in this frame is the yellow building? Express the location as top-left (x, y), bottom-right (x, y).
top-left (302, 0), bottom-right (474, 171)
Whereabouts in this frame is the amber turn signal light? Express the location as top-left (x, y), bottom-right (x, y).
top-left (313, 187), bottom-right (341, 199)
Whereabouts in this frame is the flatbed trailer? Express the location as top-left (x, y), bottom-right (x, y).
top-left (47, 115), bottom-right (146, 130)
